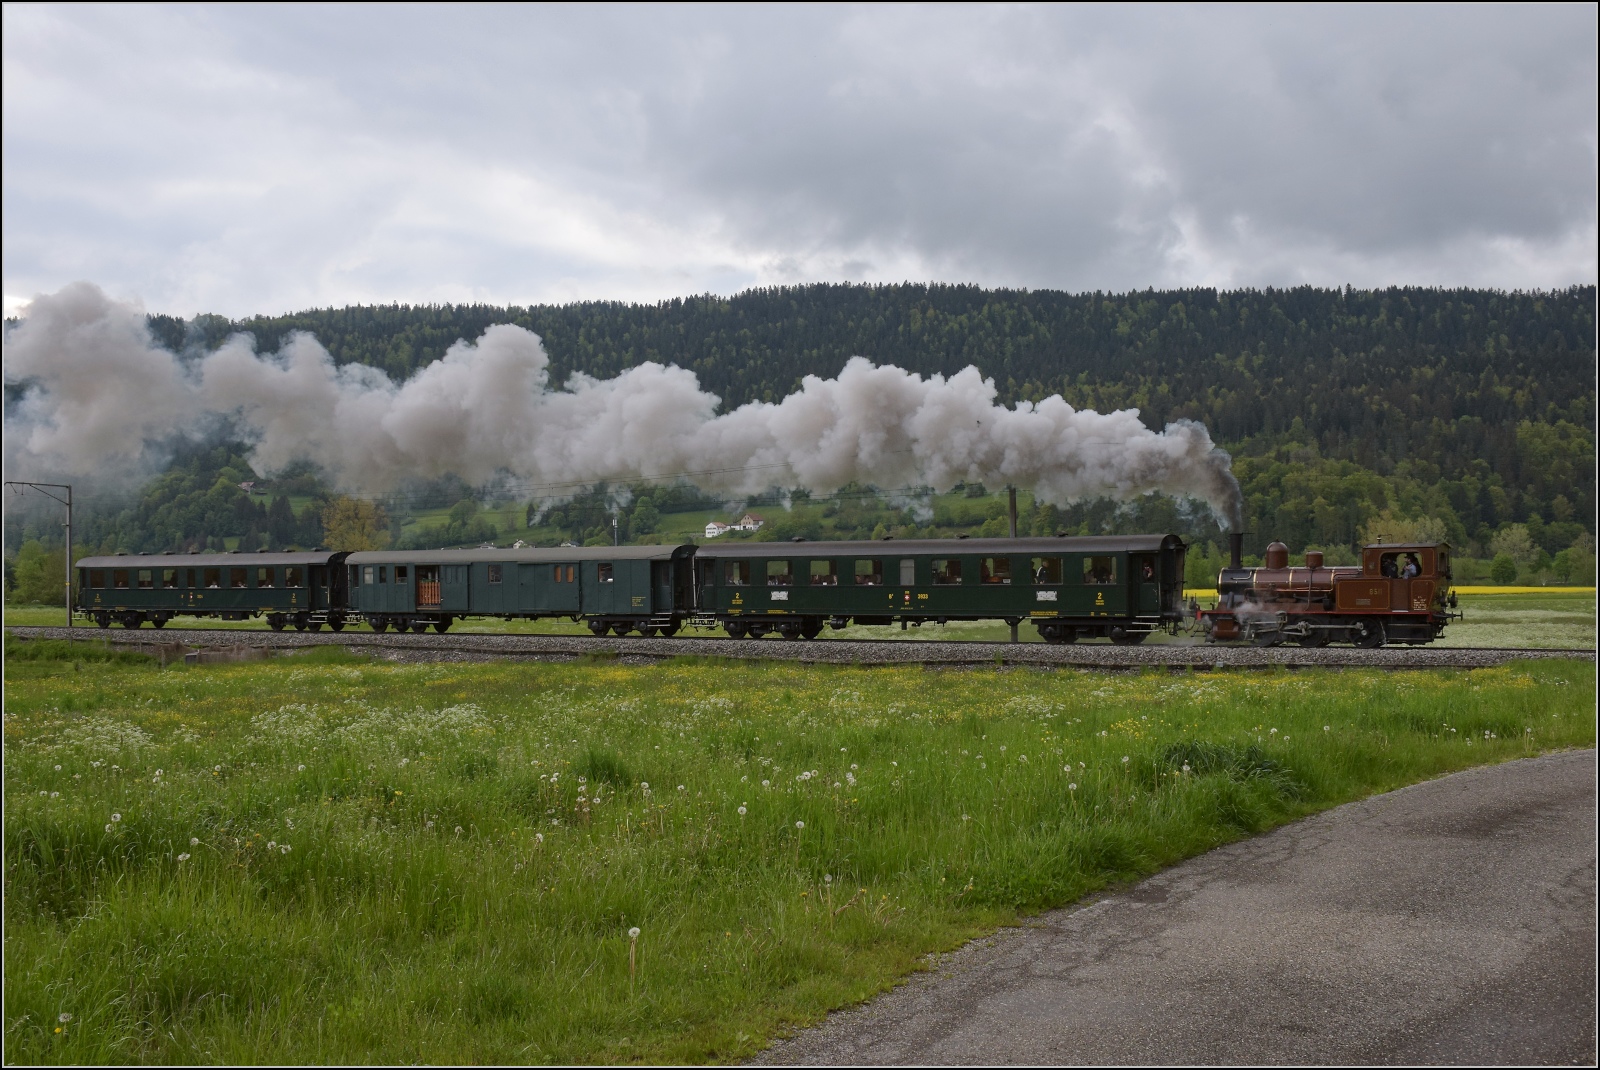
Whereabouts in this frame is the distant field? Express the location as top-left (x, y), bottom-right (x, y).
top-left (5, 640), bottom-right (1593, 1063)
top-left (6, 590), bottom-right (1594, 648)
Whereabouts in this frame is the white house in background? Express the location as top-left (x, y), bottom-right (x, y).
top-left (706, 513), bottom-right (766, 539)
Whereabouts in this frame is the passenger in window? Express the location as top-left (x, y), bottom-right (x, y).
top-left (1141, 560), bottom-right (1155, 582)
top-left (1401, 553), bottom-right (1421, 579)
top-left (1380, 555), bottom-right (1399, 579)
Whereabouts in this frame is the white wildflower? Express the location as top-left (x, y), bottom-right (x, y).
top-left (177, 853), bottom-right (190, 862)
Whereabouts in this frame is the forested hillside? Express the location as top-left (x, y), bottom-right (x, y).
top-left (7, 284), bottom-right (1594, 597)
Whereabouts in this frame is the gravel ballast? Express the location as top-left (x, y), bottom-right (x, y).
top-left (8, 625), bottom-right (1591, 670)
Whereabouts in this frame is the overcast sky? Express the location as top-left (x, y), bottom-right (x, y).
top-left (3, 3), bottom-right (1595, 319)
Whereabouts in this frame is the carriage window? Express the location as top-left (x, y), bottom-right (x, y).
top-left (810, 560), bottom-right (838, 586)
top-left (566, 565), bottom-right (575, 583)
top-left (854, 559), bottom-right (884, 585)
top-left (1031, 557), bottom-right (1062, 585)
top-left (396, 566), bottom-right (408, 583)
top-left (378, 566), bottom-right (388, 584)
top-left (186, 569), bottom-right (197, 589)
top-left (204, 568), bottom-right (222, 588)
top-left (1437, 551), bottom-right (1450, 578)
top-left (487, 564), bottom-right (502, 584)
top-left (723, 560), bottom-right (749, 586)
top-left (256, 567), bottom-right (275, 588)
top-left (899, 559), bottom-right (915, 585)
top-left (89, 569), bottom-right (105, 589)
top-left (113, 569), bottom-right (130, 589)
top-left (931, 559), bottom-right (962, 585)
top-left (285, 567), bottom-right (304, 588)
top-left (136, 569), bottom-right (153, 589)
top-left (553, 565), bottom-right (563, 582)
top-left (230, 567), bottom-right (249, 588)
top-left (595, 563), bottom-right (613, 584)
top-left (162, 569), bottom-right (178, 589)
top-left (979, 557), bottom-right (1012, 584)
top-left (362, 566), bottom-right (374, 586)
top-left (1082, 557), bottom-right (1116, 585)
top-left (766, 560), bottom-right (792, 586)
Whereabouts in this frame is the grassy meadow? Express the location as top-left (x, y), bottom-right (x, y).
top-left (4, 640), bottom-right (1595, 1064)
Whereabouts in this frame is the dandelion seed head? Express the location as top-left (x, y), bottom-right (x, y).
top-left (629, 926), bottom-right (641, 939)
top-left (795, 821), bottom-right (805, 829)
top-left (190, 837), bottom-right (199, 846)
top-left (737, 806), bottom-right (747, 815)
top-left (280, 844), bottom-right (291, 853)
top-left (1121, 756), bottom-right (1130, 764)
top-left (54, 765), bottom-right (61, 772)
top-left (1068, 783), bottom-right (1078, 791)
top-left (535, 832), bottom-right (544, 842)
top-left (177, 853), bottom-right (190, 862)
top-left (58, 1013), bottom-right (71, 1023)
top-left (111, 813), bottom-right (121, 822)
top-left (105, 824), bottom-right (113, 832)
top-left (267, 841), bottom-right (276, 849)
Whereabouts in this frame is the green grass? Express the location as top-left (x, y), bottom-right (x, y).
top-left (1436, 591), bottom-right (1596, 650)
top-left (4, 641), bottom-right (1594, 1064)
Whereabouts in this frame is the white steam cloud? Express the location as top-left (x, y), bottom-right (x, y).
top-left (4, 282), bottom-right (1244, 528)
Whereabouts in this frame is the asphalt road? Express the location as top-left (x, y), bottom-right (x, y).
top-left (755, 750), bottom-right (1598, 1066)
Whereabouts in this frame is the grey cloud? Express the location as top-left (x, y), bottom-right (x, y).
top-left (2, 4), bottom-right (1593, 317)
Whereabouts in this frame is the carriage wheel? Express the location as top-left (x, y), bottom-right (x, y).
top-left (800, 620), bottom-right (823, 640)
top-left (724, 621), bottom-right (748, 639)
top-left (120, 612), bottom-right (142, 629)
top-left (328, 618), bottom-right (346, 632)
top-left (150, 616), bottom-right (167, 629)
top-left (658, 620), bottom-right (681, 637)
top-left (370, 618), bottom-right (389, 633)
top-left (776, 622), bottom-right (803, 640)
top-left (410, 620), bottom-right (428, 634)
top-left (95, 612), bottom-right (111, 629)
top-left (1109, 627), bottom-right (1146, 646)
top-left (268, 615), bottom-right (286, 632)
top-left (612, 623), bottom-right (634, 637)
top-left (588, 620), bottom-right (610, 636)
top-left (433, 617), bottom-right (452, 633)
top-left (308, 621), bottom-right (323, 632)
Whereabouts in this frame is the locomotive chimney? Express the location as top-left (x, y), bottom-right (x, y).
top-left (1229, 532), bottom-right (1243, 569)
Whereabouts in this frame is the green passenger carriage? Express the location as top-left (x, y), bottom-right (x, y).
top-left (74, 551), bottom-right (352, 630)
top-left (692, 534), bottom-right (1187, 643)
top-left (344, 544), bottom-right (697, 634)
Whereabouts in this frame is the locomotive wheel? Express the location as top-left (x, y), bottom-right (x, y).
top-left (433, 617), bottom-right (452, 633)
top-left (95, 612), bottom-right (111, 629)
top-left (1297, 632), bottom-right (1331, 648)
top-left (588, 620), bottom-right (610, 636)
top-left (724, 621), bottom-right (748, 639)
top-left (120, 612), bottom-right (142, 629)
top-left (1351, 619), bottom-right (1385, 649)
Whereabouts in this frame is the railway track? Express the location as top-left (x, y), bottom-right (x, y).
top-left (7, 625), bottom-right (1592, 670)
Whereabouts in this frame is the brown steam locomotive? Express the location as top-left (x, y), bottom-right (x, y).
top-left (1199, 533), bottom-right (1458, 647)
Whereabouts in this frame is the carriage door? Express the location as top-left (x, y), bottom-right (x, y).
top-left (1132, 554), bottom-right (1161, 615)
top-left (417, 566), bottom-right (442, 614)
top-left (696, 559), bottom-right (716, 611)
top-left (310, 566), bottom-right (327, 610)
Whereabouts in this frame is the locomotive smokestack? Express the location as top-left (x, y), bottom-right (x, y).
top-left (1229, 532), bottom-right (1243, 570)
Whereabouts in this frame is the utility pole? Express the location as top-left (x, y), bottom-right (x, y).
top-left (612, 515), bottom-right (619, 546)
top-left (1007, 485), bottom-right (1018, 644)
top-left (4, 481), bottom-right (73, 630)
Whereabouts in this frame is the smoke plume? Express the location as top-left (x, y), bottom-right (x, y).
top-left (4, 282), bottom-right (1245, 528)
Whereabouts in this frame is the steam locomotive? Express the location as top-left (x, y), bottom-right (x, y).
top-left (72, 531), bottom-right (1454, 648)
top-left (1197, 533), bottom-right (1457, 648)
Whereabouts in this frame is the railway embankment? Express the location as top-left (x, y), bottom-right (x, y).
top-left (6, 625), bottom-right (1591, 670)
